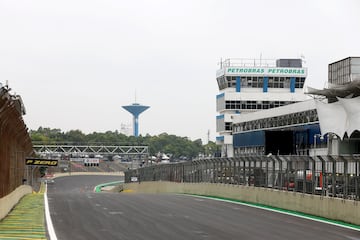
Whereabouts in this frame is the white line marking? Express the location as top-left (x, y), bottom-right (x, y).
top-left (109, 211), bottom-right (124, 215)
top-left (45, 184), bottom-right (58, 240)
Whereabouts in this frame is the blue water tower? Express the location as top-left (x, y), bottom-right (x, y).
top-left (122, 103), bottom-right (150, 137)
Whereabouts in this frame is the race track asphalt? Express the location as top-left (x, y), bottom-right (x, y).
top-left (47, 176), bottom-right (360, 240)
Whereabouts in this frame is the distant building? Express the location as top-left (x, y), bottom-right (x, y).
top-left (328, 57), bottom-right (360, 85)
top-left (217, 56), bottom-right (360, 157)
top-left (120, 123), bottom-right (132, 136)
top-left (216, 58), bottom-right (308, 157)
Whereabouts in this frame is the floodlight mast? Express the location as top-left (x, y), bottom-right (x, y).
top-left (122, 103), bottom-right (150, 137)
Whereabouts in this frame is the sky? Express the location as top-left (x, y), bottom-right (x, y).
top-left (1, 0), bottom-right (360, 143)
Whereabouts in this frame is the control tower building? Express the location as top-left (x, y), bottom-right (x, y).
top-left (122, 103), bottom-right (150, 137)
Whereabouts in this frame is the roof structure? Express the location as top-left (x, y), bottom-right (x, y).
top-left (315, 96), bottom-right (360, 139)
top-left (306, 80), bottom-right (360, 98)
top-left (305, 80), bottom-right (360, 139)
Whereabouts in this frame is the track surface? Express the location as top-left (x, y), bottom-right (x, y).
top-left (47, 176), bottom-right (360, 240)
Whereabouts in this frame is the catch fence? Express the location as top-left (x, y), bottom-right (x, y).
top-left (125, 155), bottom-right (360, 200)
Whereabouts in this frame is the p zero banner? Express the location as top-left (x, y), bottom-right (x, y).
top-left (25, 158), bottom-right (58, 167)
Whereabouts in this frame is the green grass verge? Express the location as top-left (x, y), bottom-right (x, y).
top-left (0, 190), bottom-right (46, 239)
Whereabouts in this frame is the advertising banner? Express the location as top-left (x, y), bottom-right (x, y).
top-left (25, 158), bottom-right (58, 166)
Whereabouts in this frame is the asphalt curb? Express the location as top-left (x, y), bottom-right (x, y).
top-left (94, 181), bottom-right (124, 193)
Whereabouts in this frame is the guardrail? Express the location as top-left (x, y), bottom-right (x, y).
top-left (125, 155), bottom-right (360, 200)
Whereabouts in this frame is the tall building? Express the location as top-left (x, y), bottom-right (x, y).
top-left (328, 57), bottom-right (360, 85)
top-left (220, 56), bottom-right (360, 158)
top-left (216, 58), bottom-right (308, 157)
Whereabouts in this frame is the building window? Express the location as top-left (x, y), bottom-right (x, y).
top-left (295, 77), bottom-right (305, 88)
top-left (274, 77), bottom-right (280, 88)
top-left (268, 77), bottom-right (274, 88)
top-left (217, 76), bottom-right (227, 90)
top-left (224, 100), bottom-right (297, 111)
top-left (284, 77), bottom-right (290, 88)
top-left (232, 109), bottom-right (318, 133)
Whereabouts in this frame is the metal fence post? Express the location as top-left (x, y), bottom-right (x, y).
top-left (340, 156), bottom-right (348, 199)
top-left (318, 156), bottom-right (326, 196)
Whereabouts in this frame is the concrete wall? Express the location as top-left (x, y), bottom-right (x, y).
top-left (53, 172), bottom-right (124, 178)
top-left (0, 185), bottom-right (32, 221)
top-left (124, 181), bottom-right (360, 226)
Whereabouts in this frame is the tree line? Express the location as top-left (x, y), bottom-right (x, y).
top-left (30, 127), bottom-right (218, 160)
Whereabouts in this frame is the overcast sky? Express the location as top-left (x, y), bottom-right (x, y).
top-left (1, 0), bottom-right (359, 143)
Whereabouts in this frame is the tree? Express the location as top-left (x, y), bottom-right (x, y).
top-left (30, 127), bottom-right (209, 160)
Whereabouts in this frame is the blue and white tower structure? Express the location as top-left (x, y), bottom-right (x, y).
top-left (122, 103), bottom-right (150, 137)
top-left (216, 58), bottom-right (308, 157)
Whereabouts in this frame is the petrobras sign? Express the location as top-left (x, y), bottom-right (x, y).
top-left (217, 67), bottom-right (307, 77)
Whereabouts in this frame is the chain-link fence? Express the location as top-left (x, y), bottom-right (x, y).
top-left (125, 155), bottom-right (360, 200)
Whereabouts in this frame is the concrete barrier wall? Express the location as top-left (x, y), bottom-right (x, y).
top-left (124, 181), bottom-right (360, 226)
top-left (0, 185), bottom-right (32, 221)
top-left (53, 172), bottom-right (124, 178)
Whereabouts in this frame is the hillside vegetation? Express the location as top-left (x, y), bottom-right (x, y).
top-left (30, 127), bottom-right (218, 160)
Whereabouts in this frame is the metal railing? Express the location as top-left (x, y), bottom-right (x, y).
top-left (125, 155), bottom-right (360, 200)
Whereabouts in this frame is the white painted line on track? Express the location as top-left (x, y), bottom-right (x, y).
top-left (108, 211), bottom-right (124, 215)
top-left (45, 184), bottom-right (58, 240)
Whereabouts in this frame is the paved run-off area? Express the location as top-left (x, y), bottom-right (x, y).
top-left (0, 185), bottom-right (46, 240)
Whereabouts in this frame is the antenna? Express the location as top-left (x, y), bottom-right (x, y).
top-left (300, 54), bottom-right (306, 64)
